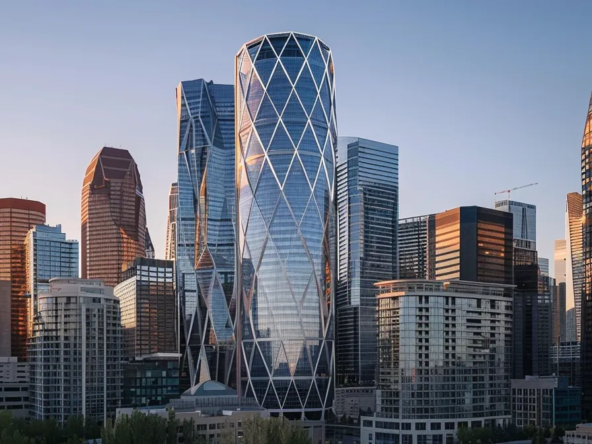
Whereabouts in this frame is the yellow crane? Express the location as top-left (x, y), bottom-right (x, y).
top-left (494, 183), bottom-right (538, 200)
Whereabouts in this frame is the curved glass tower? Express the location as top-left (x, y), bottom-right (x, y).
top-left (235, 32), bottom-right (337, 419)
top-left (176, 80), bottom-right (236, 389)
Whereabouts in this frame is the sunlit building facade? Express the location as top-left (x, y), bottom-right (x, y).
top-left (336, 137), bottom-right (398, 387)
top-left (235, 32), bottom-right (337, 419)
top-left (81, 147), bottom-right (147, 288)
top-left (175, 79), bottom-right (236, 389)
top-left (566, 192), bottom-right (583, 342)
top-left (165, 183), bottom-right (178, 261)
top-left (554, 239), bottom-right (567, 345)
top-left (0, 198), bottom-right (46, 360)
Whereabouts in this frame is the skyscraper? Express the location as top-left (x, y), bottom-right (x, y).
top-left (235, 32), bottom-right (337, 419)
top-left (165, 183), bottom-right (178, 261)
top-left (175, 79), bottom-right (236, 388)
top-left (0, 198), bottom-right (46, 360)
top-left (81, 147), bottom-right (147, 288)
top-left (398, 215), bottom-right (434, 280)
top-left (580, 92), bottom-right (592, 415)
top-left (25, 224), bottom-right (79, 337)
top-left (565, 192), bottom-right (583, 342)
top-left (554, 239), bottom-right (567, 345)
top-left (29, 278), bottom-right (122, 423)
top-left (336, 137), bottom-right (398, 387)
top-left (495, 200), bottom-right (536, 242)
top-left (145, 228), bottom-right (155, 259)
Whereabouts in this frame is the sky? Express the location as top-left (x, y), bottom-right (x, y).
top-left (0, 0), bottom-right (590, 276)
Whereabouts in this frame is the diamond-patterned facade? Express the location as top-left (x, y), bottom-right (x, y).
top-left (176, 80), bottom-right (236, 389)
top-left (235, 32), bottom-right (336, 419)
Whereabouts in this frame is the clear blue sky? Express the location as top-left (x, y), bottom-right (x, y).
top-left (0, 0), bottom-right (589, 274)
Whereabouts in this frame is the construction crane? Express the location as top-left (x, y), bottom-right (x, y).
top-left (494, 183), bottom-right (538, 200)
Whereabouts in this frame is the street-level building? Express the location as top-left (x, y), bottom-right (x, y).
top-left (0, 357), bottom-right (29, 418)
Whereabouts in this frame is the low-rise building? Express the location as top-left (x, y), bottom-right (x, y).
top-left (334, 387), bottom-right (376, 418)
top-left (511, 376), bottom-right (580, 427)
top-left (0, 357), bottom-right (29, 418)
top-left (565, 423), bottom-right (592, 444)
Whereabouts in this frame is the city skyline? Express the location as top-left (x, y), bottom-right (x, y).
top-left (1, 2), bottom-right (591, 271)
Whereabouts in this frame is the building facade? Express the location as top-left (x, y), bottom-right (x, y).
top-left (235, 32), bottom-right (337, 419)
top-left (336, 137), bottom-right (398, 387)
top-left (555, 240), bottom-right (567, 345)
top-left (122, 355), bottom-right (180, 408)
top-left (25, 224), bottom-right (79, 337)
top-left (0, 198), bottom-right (46, 361)
top-left (81, 147), bottom-right (147, 288)
top-left (176, 79), bottom-right (236, 389)
top-left (361, 280), bottom-right (513, 444)
top-left (114, 258), bottom-right (177, 359)
top-left (552, 341), bottom-right (581, 387)
top-left (165, 183), bottom-right (178, 261)
top-left (566, 424), bottom-right (592, 444)
top-left (398, 216), bottom-right (434, 280)
top-left (0, 357), bottom-right (29, 418)
top-left (511, 376), bottom-right (580, 428)
top-left (566, 192), bottom-right (584, 343)
top-left (29, 278), bottom-right (122, 423)
top-left (494, 200), bottom-right (536, 242)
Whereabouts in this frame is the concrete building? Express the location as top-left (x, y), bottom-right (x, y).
top-left (361, 280), bottom-right (513, 444)
top-left (0, 357), bottom-right (29, 418)
top-left (566, 423), bottom-right (592, 444)
top-left (334, 386), bottom-right (376, 418)
top-left (29, 278), bottom-right (122, 423)
top-left (511, 376), bottom-right (580, 428)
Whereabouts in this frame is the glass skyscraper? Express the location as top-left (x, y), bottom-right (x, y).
top-left (25, 224), bottom-right (79, 337)
top-left (336, 137), bottom-right (398, 387)
top-left (495, 200), bottom-right (536, 242)
top-left (165, 183), bottom-right (178, 261)
top-left (175, 79), bottom-right (236, 389)
top-left (235, 32), bottom-right (336, 419)
top-left (398, 215), bottom-right (435, 280)
top-left (565, 192), bottom-right (583, 342)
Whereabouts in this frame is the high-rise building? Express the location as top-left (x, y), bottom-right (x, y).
top-left (0, 357), bottom-right (29, 418)
top-left (29, 278), bottom-right (122, 423)
top-left (0, 198), bottom-right (46, 360)
top-left (336, 137), bottom-right (398, 387)
top-left (398, 215), bottom-right (434, 280)
top-left (236, 32), bottom-right (337, 419)
top-left (433, 206), bottom-right (513, 284)
top-left (24, 224), bottom-right (79, 337)
top-left (114, 258), bottom-right (177, 359)
top-left (566, 192), bottom-right (583, 342)
top-left (361, 280), bottom-right (513, 443)
top-left (552, 341), bottom-right (581, 387)
top-left (567, 308), bottom-right (577, 342)
top-left (81, 147), bottom-right (147, 288)
top-left (175, 79), bottom-right (236, 389)
top-left (535, 270), bottom-right (554, 377)
top-left (165, 183), bottom-right (178, 261)
top-left (145, 228), bottom-right (155, 259)
top-left (494, 200), bottom-right (536, 242)
top-left (554, 240), bottom-right (567, 345)
top-left (539, 257), bottom-right (549, 276)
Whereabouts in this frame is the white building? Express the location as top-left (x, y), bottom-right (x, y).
top-left (565, 423), bottom-right (592, 444)
top-left (361, 280), bottom-right (513, 444)
top-left (0, 357), bottom-right (29, 418)
top-left (29, 278), bottom-right (122, 423)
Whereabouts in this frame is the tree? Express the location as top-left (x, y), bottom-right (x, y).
top-left (166, 410), bottom-right (179, 444)
top-left (64, 416), bottom-right (85, 441)
top-left (181, 418), bottom-right (197, 444)
top-left (218, 422), bottom-right (235, 444)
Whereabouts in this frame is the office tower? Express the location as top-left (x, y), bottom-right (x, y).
top-left (176, 79), bottom-right (236, 389)
top-left (0, 357), bottom-right (29, 418)
top-left (495, 200), bottom-right (536, 242)
top-left (566, 192), bottom-right (583, 342)
top-left (539, 257), bottom-right (549, 276)
top-left (145, 228), bottom-right (155, 259)
top-left (0, 198), bottom-right (46, 360)
top-left (165, 183), bottom-right (178, 261)
top-left (24, 224), bottom-right (79, 336)
top-left (433, 206), bottom-right (513, 284)
top-left (554, 240), bottom-right (567, 345)
top-left (361, 280), bottom-right (513, 443)
top-left (335, 137), bottom-right (398, 388)
top-left (552, 341), bottom-right (581, 387)
top-left (114, 258), bottom-right (179, 407)
top-left (236, 32), bottom-right (337, 419)
top-left (567, 308), bottom-right (577, 342)
top-left (81, 147), bottom-right (147, 288)
top-left (535, 270), bottom-right (554, 376)
top-left (29, 278), bottom-right (122, 423)
top-left (398, 215), bottom-right (435, 280)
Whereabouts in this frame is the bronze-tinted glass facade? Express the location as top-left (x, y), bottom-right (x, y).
top-left (0, 198), bottom-right (46, 360)
top-left (81, 147), bottom-right (147, 288)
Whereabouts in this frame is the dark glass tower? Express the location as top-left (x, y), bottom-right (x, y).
top-left (336, 137), bottom-right (398, 387)
top-left (581, 92), bottom-right (592, 415)
top-left (175, 80), bottom-right (236, 389)
top-left (235, 32), bottom-right (337, 419)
